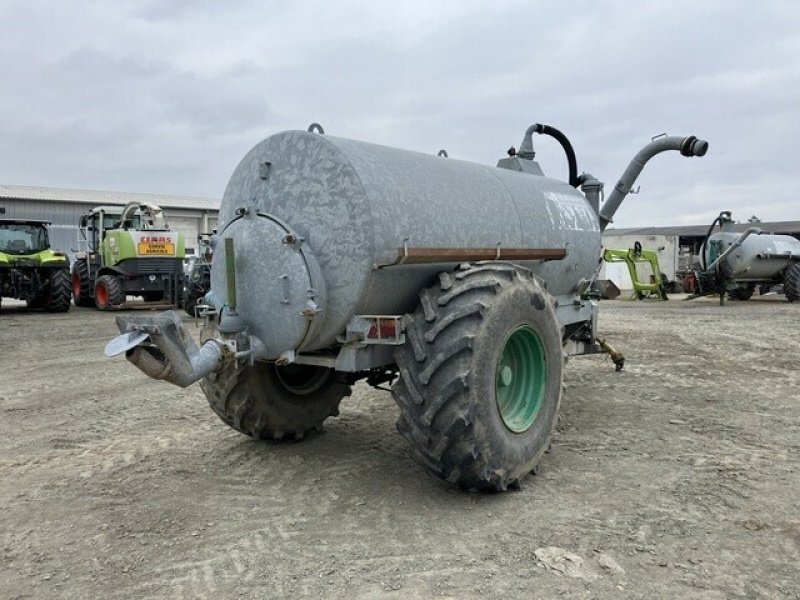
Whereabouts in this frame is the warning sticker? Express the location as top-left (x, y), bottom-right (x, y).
top-left (138, 242), bottom-right (175, 255)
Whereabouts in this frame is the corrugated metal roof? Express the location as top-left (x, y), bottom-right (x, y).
top-left (605, 221), bottom-right (800, 237)
top-left (0, 184), bottom-right (219, 211)
top-left (0, 218), bottom-right (51, 225)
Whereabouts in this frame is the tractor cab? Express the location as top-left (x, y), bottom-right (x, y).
top-left (79, 206), bottom-right (125, 253)
top-left (0, 219), bottom-right (51, 256)
top-left (78, 203), bottom-right (168, 253)
top-left (0, 219), bottom-right (71, 312)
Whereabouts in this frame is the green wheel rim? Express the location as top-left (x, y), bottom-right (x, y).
top-left (495, 325), bottom-right (547, 433)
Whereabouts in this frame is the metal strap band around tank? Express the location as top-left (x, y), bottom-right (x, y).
top-left (379, 247), bottom-right (567, 267)
top-left (756, 253), bottom-right (800, 261)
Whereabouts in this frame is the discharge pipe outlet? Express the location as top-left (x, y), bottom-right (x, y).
top-left (599, 135), bottom-right (708, 231)
top-left (105, 310), bottom-right (229, 388)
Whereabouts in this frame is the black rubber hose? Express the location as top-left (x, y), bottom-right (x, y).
top-left (532, 123), bottom-right (579, 187)
top-left (700, 211), bottom-right (729, 270)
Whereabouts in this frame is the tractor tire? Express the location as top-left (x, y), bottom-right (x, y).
top-left (201, 362), bottom-right (352, 441)
top-left (45, 270), bottom-right (71, 312)
top-left (94, 274), bottom-right (124, 310)
top-left (392, 264), bottom-right (563, 491)
top-left (72, 261), bottom-right (94, 307)
top-left (784, 263), bottom-right (800, 302)
top-left (728, 285), bottom-right (755, 301)
top-left (182, 290), bottom-right (198, 316)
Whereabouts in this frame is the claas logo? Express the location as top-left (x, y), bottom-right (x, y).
top-left (140, 236), bottom-right (170, 243)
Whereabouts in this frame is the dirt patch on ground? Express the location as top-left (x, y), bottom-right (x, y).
top-left (1, 297), bottom-right (798, 598)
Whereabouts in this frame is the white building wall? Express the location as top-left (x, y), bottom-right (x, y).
top-left (166, 214), bottom-right (202, 254)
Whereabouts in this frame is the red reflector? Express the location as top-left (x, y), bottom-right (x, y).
top-left (367, 318), bottom-right (397, 340)
top-left (379, 319), bottom-right (396, 338)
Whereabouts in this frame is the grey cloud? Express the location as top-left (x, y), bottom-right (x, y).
top-left (0, 1), bottom-right (798, 227)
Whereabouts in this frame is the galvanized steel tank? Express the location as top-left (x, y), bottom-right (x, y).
top-left (209, 130), bottom-right (600, 358)
top-left (706, 230), bottom-right (800, 280)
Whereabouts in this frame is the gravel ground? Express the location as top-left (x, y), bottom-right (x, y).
top-left (1, 296), bottom-right (798, 599)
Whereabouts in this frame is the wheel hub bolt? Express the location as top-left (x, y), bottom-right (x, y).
top-left (499, 365), bottom-right (513, 387)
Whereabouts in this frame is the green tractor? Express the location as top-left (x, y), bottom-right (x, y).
top-left (0, 218), bottom-right (71, 311)
top-left (72, 202), bottom-right (186, 310)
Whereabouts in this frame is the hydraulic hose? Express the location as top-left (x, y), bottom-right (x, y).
top-left (700, 211), bottom-right (730, 271)
top-left (518, 123), bottom-right (579, 187)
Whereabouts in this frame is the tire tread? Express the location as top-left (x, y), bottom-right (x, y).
top-left (45, 270), bottom-right (71, 312)
top-left (200, 363), bottom-right (349, 441)
top-left (95, 274), bottom-right (124, 309)
top-left (785, 264), bottom-right (800, 302)
top-left (392, 263), bottom-right (561, 491)
top-left (72, 261), bottom-right (94, 307)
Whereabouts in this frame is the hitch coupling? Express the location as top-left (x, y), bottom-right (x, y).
top-left (105, 310), bottom-right (233, 387)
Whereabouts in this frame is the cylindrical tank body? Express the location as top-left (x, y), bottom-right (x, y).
top-left (705, 231), bottom-right (800, 280)
top-left (210, 131), bottom-right (600, 359)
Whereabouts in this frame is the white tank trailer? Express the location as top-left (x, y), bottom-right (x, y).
top-left (106, 123), bottom-right (707, 490)
top-left (694, 211), bottom-right (800, 303)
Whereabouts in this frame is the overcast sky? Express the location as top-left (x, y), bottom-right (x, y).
top-left (1, 1), bottom-right (798, 227)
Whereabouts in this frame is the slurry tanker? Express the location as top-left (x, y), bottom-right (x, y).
top-left (692, 211), bottom-right (800, 303)
top-left (107, 123), bottom-right (707, 490)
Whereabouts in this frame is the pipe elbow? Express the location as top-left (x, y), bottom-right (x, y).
top-left (120, 323), bottom-right (226, 388)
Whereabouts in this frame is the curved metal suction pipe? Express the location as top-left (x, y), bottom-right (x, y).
top-left (706, 227), bottom-right (762, 275)
top-left (599, 135), bottom-right (708, 231)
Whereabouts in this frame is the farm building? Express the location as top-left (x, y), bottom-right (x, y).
top-left (0, 184), bottom-right (219, 258)
top-left (601, 219), bottom-right (800, 291)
